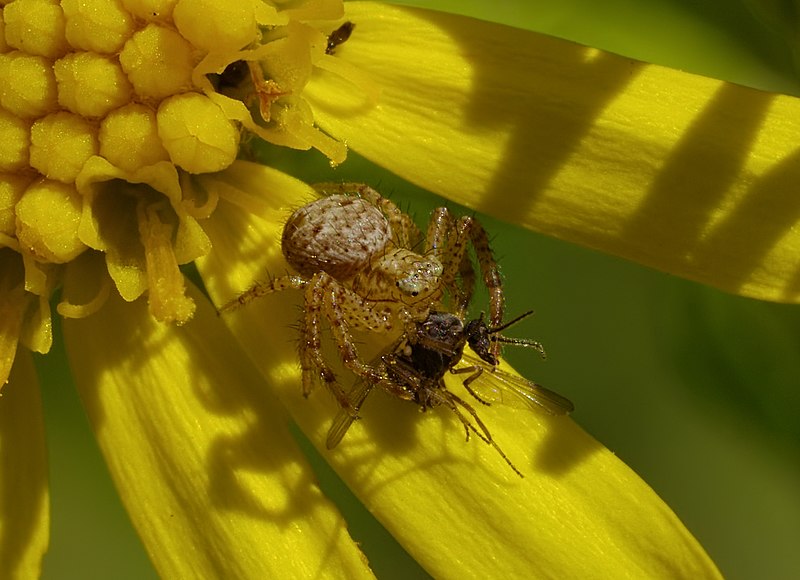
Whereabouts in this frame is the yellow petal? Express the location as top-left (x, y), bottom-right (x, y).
top-left (0, 350), bottom-right (50, 579)
top-left (62, 285), bottom-right (372, 578)
top-left (306, 3), bottom-right (800, 303)
top-left (57, 250), bottom-right (112, 319)
top-left (0, 249), bottom-right (26, 387)
top-left (0, 246), bottom-right (54, 367)
top-left (0, 246), bottom-right (54, 384)
top-left (195, 162), bottom-right (720, 577)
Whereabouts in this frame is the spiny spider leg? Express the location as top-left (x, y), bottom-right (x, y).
top-left (299, 272), bottom-right (394, 414)
top-left (221, 270), bottom-right (394, 416)
top-left (219, 274), bottom-right (307, 313)
top-left (458, 215), bottom-right (504, 330)
top-left (425, 207), bottom-right (476, 317)
top-left (324, 279), bottom-right (389, 386)
top-left (424, 208), bottom-right (505, 344)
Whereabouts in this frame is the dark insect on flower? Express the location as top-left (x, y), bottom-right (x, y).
top-left (326, 21), bottom-right (355, 55)
top-left (326, 310), bottom-right (574, 477)
top-left (210, 60), bottom-right (249, 91)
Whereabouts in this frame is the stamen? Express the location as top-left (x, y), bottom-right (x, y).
top-left (136, 201), bottom-right (195, 324)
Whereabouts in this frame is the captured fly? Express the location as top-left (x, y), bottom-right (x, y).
top-left (326, 311), bottom-right (573, 477)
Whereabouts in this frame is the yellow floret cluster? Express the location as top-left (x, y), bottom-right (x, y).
top-left (0, 0), bottom-right (265, 268)
top-left (0, 0), bottom-right (351, 386)
top-left (6, 3), bottom-right (244, 182)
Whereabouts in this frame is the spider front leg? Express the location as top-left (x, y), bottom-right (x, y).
top-left (426, 207), bottom-right (476, 316)
top-left (219, 274), bottom-right (308, 313)
top-left (302, 272), bottom-right (395, 415)
top-left (219, 272), bottom-right (358, 412)
top-left (325, 281), bottom-right (392, 387)
top-left (298, 272), bottom-right (342, 402)
top-left (458, 215), bottom-right (505, 329)
top-left (434, 211), bottom-right (506, 353)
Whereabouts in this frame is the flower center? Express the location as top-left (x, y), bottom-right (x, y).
top-left (0, 0), bottom-right (363, 386)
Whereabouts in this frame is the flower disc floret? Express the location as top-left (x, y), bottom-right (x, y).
top-left (54, 52), bottom-right (133, 117)
top-left (0, 51), bottom-right (58, 118)
top-left (0, 174), bottom-right (30, 236)
top-left (2, 0), bottom-right (69, 59)
top-left (15, 179), bottom-right (86, 263)
top-left (29, 111), bottom-right (98, 183)
top-left (118, 24), bottom-right (194, 100)
top-left (120, 0), bottom-right (179, 21)
top-left (99, 103), bottom-right (169, 172)
top-left (172, 0), bottom-right (256, 53)
top-left (60, 0), bottom-right (135, 54)
top-left (0, 109), bottom-right (30, 172)
top-left (157, 93), bottom-right (239, 173)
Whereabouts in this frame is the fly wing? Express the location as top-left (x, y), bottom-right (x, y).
top-left (459, 352), bottom-right (574, 415)
top-left (326, 378), bottom-right (376, 450)
top-left (326, 332), bottom-right (405, 449)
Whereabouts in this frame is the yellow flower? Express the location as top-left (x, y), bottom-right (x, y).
top-left (13, 0), bottom-right (799, 576)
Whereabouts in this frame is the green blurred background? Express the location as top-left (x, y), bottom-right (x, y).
top-left (37, 0), bottom-right (800, 578)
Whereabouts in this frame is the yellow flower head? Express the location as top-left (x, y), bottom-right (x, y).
top-left (0, 0), bottom-right (361, 386)
top-left (7, 1), bottom-right (774, 577)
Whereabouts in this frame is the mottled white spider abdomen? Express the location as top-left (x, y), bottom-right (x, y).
top-left (282, 194), bottom-right (392, 280)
